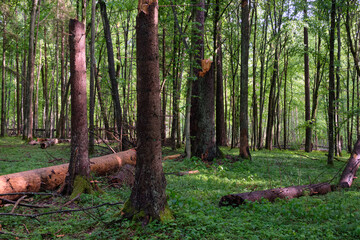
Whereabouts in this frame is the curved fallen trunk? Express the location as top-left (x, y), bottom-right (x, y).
top-left (339, 139), bottom-right (360, 188)
top-left (0, 149), bottom-right (136, 202)
top-left (219, 183), bottom-right (334, 207)
top-left (40, 139), bottom-right (59, 149)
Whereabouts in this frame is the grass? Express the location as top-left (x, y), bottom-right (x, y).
top-left (1, 137), bottom-right (360, 239)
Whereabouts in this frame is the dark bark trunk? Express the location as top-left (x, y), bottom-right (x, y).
top-left (214, 0), bottom-right (227, 147)
top-left (304, 1), bottom-right (312, 152)
top-left (219, 183), bottom-right (333, 207)
top-left (347, 48), bottom-right (352, 152)
top-left (328, 0), bottom-right (336, 165)
top-left (283, 51), bottom-right (289, 149)
top-left (122, 0), bottom-right (171, 223)
top-left (335, 10), bottom-right (342, 156)
top-left (16, 44), bottom-right (21, 136)
top-left (63, 19), bottom-right (90, 196)
top-left (161, 28), bottom-right (167, 145)
top-left (239, 0), bottom-right (250, 159)
top-left (190, 0), bottom-right (219, 161)
top-left (252, 2), bottom-right (258, 151)
top-left (89, 0), bottom-right (96, 153)
top-left (1, 18), bottom-right (6, 137)
top-left (99, 0), bottom-right (123, 147)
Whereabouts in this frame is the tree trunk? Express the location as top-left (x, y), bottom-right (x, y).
top-left (121, 0), bottom-right (172, 223)
top-left (0, 149), bottom-right (136, 203)
top-left (214, 0), bottom-right (227, 147)
top-left (335, 10), bottom-right (342, 156)
top-left (89, 0), bottom-right (96, 153)
top-left (219, 183), bottom-right (333, 206)
top-left (304, 1), bottom-right (312, 152)
top-left (190, 0), bottom-right (219, 161)
top-left (1, 17), bottom-right (6, 137)
top-left (328, 0), bottom-right (336, 165)
top-left (161, 28), bottom-right (167, 145)
top-left (239, 0), bottom-right (250, 159)
top-left (251, 2), bottom-right (258, 150)
top-left (99, 0), bottom-right (123, 148)
top-left (62, 19), bottom-right (91, 197)
top-left (339, 139), bottom-right (360, 188)
top-left (23, 0), bottom-right (39, 140)
top-left (16, 44), bottom-right (21, 136)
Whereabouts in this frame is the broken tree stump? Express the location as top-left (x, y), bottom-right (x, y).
top-left (0, 149), bottom-right (136, 203)
top-left (339, 139), bottom-right (360, 188)
top-left (219, 183), bottom-right (334, 207)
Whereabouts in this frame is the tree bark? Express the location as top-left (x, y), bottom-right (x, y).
top-left (1, 17), bottom-right (6, 137)
top-left (89, 0), bottom-right (96, 153)
top-left (62, 19), bottom-right (90, 196)
top-left (328, 0), bottom-right (336, 165)
top-left (219, 183), bottom-right (333, 206)
top-left (304, 1), bottom-right (312, 152)
top-left (23, 0), bottom-right (39, 140)
top-left (99, 0), bottom-right (123, 148)
top-left (0, 149), bottom-right (136, 203)
top-left (252, 2), bottom-right (258, 150)
top-left (239, 0), bottom-right (250, 159)
top-left (339, 139), bottom-right (360, 188)
top-left (122, 0), bottom-right (172, 223)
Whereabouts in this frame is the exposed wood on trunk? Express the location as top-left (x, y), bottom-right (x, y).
top-left (0, 149), bottom-right (136, 203)
top-left (339, 139), bottom-right (360, 188)
top-left (40, 139), bottom-right (59, 149)
top-left (219, 183), bottom-right (333, 207)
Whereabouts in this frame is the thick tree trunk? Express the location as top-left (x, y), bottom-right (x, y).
top-left (219, 183), bottom-right (333, 207)
top-left (190, 0), bottom-right (219, 161)
top-left (339, 139), bottom-right (360, 188)
top-left (122, 0), bottom-right (172, 223)
top-left (239, 0), bottom-right (250, 159)
top-left (62, 19), bottom-right (90, 196)
top-left (0, 149), bottom-right (136, 203)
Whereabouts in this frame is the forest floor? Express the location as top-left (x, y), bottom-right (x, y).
top-left (0, 137), bottom-right (359, 239)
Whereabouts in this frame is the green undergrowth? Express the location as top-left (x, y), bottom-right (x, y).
top-left (1, 138), bottom-right (360, 239)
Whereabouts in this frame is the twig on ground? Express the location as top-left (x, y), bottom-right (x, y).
top-left (61, 193), bottom-right (81, 208)
top-left (295, 153), bottom-right (320, 161)
top-left (0, 197), bottom-right (50, 208)
top-left (10, 195), bottom-right (27, 213)
top-left (91, 131), bottom-right (116, 153)
top-left (0, 192), bottom-right (60, 197)
top-left (165, 170), bottom-right (199, 176)
top-left (23, 224), bottom-right (30, 234)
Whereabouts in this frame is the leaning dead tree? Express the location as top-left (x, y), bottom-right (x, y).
top-left (220, 139), bottom-right (360, 207)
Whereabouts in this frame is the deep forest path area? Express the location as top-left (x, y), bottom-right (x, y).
top-left (0, 137), bottom-right (359, 239)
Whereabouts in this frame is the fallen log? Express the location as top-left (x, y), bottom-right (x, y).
top-left (339, 139), bottom-right (360, 188)
top-left (163, 154), bottom-right (182, 160)
top-left (0, 149), bottom-right (136, 203)
top-left (219, 183), bottom-right (334, 207)
top-left (40, 139), bottom-right (59, 149)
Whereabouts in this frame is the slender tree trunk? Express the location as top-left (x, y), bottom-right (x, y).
top-left (283, 50), bottom-right (289, 149)
top-left (63, 19), bottom-right (91, 197)
top-left (122, 0), bottom-right (172, 223)
top-left (214, 0), bottom-right (227, 146)
top-left (24, 0), bottom-right (39, 140)
top-left (161, 28), bottom-right (167, 145)
top-left (239, 0), bottom-right (251, 159)
top-left (347, 48), bottom-right (352, 152)
top-left (252, 2), bottom-right (258, 150)
top-left (328, 0), bottom-right (336, 165)
top-left (16, 44), bottom-right (21, 136)
top-left (335, 10), bottom-right (342, 156)
top-left (99, 0), bottom-right (123, 148)
top-left (89, 0), bottom-right (96, 153)
top-left (304, 1), bottom-right (312, 152)
top-left (1, 18), bottom-right (6, 137)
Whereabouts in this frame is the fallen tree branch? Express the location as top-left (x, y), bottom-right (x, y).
top-left (165, 170), bottom-right (200, 176)
top-left (339, 139), bottom-right (360, 188)
top-left (0, 201), bottom-right (124, 218)
top-left (295, 153), bottom-right (320, 161)
top-left (10, 195), bottom-right (26, 213)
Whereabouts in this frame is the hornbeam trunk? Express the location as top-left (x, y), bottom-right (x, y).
top-left (219, 183), bottom-right (333, 207)
top-left (0, 149), bottom-right (136, 203)
top-left (339, 139), bottom-right (360, 188)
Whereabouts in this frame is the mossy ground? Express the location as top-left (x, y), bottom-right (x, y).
top-left (0, 137), bottom-right (359, 239)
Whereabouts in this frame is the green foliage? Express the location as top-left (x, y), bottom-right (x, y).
top-left (1, 139), bottom-right (359, 239)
